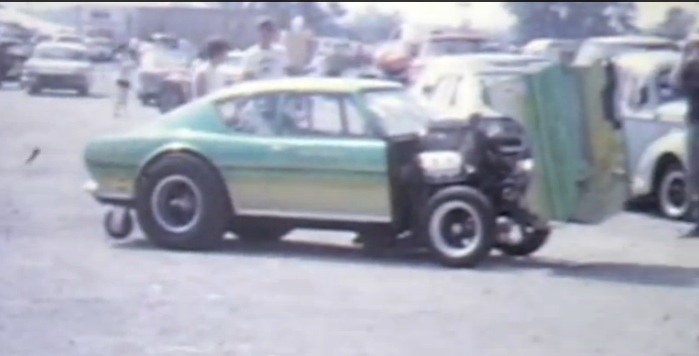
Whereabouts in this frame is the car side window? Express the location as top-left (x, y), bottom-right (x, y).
top-left (343, 99), bottom-right (371, 136)
top-left (217, 94), bottom-right (279, 135)
top-left (656, 69), bottom-right (682, 104)
top-left (279, 94), bottom-right (343, 136)
top-left (624, 77), bottom-right (650, 113)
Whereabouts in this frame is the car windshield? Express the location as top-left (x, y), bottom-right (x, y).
top-left (423, 38), bottom-right (487, 56)
top-left (149, 50), bottom-right (189, 69)
top-left (362, 89), bottom-right (432, 136)
top-left (34, 46), bottom-right (87, 60)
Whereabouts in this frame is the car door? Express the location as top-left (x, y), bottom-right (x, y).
top-left (256, 92), bottom-right (392, 222)
top-left (212, 92), bottom-right (290, 213)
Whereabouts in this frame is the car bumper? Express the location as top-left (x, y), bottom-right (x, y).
top-left (23, 73), bottom-right (89, 88)
top-left (84, 180), bottom-right (134, 207)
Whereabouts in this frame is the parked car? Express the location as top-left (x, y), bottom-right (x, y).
top-left (574, 36), bottom-right (679, 65)
top-left (136, 47), bottom-right (191, 105)
top-left (376, 32), bottom-right (492, 83)
top-left (84, 77), bottom-right (549, 268)
top-left (0, 37), bottom-right (31, 82)
top-left (410, 53), bottom-right (551, 103)
top-left (85, 36), bottom-right (114, 62)
top-left (612, 50), bottom-right (688, 219)
top-left (157, 51), bottom-right (245, 113)
top-left (21, 41), bottom-right (93, 95)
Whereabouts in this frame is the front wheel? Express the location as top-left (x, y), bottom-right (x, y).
top-left (657, 164), bottom-right (690, 220)
top-left (135, 154), bottom-right (231, 250)
top-left (423, 187), bottom-right (496, 268)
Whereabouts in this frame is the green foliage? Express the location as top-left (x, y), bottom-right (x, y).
top-left (505, 2), bottom-right (637, 41)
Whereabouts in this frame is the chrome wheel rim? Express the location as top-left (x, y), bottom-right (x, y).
top-left (429, 201), bottom-right (483, 259)
top-left (151, 175), bottom-right (202, 233)
top-left (660, 170), bottom-right (689, 218)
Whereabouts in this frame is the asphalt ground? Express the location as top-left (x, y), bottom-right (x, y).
top-left (1, 68), bottom-right (698, 356)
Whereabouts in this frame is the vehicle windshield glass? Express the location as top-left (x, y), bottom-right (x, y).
top-left (150, 50), bottom-right (189, 68)
top-left (362, 89), bottom-right (432, 136)
top-left (34, 46), bottom-right (87, 60)
top-left (423, 38), bottom-right (487, 56)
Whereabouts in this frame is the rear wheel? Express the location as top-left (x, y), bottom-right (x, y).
top-left (77, 86), bottom-right (89, 96)
top-left (423, 187), bottom-right (496, 268)
top-left (656, 163), bottom-right (690, 220)
top-left (136, 154), bottom-right (231, 250)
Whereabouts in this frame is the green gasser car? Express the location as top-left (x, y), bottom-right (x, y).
top-left (84, 77), bottom-right (549, 268)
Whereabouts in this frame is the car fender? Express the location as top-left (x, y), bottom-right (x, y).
top-left (632, 129), bottom-right (686, 197)
top-left (135, 141), bottom-right (234, 203)
top-left (138, 141), bottom-right (208, 175)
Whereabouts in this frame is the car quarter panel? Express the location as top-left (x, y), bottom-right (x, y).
top-left (84, 101), bottom-right (230, 201)
top-left (631, 129), bottom-right (686, 197)
top-left (85, 92), bottom-right (393, 222)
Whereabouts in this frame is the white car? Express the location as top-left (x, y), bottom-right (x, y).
top-left (21, 42), bottom-right (93, 95)
top-left (85, 37), bottom-right (114, 61)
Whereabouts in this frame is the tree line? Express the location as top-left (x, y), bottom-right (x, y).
top-left (221, 2), bottom-right (697, 43)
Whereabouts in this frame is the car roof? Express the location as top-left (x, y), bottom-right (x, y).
top-left (35, 41), bottom-right (88, 51)
top-left (426, 53), bottom-right (549, 69)
top-left (211, 77), bottom-right (402, 98)
top-left (613, 50), bottom-right (679, 74)
top-left (585, 35), bottom-right (674, 45)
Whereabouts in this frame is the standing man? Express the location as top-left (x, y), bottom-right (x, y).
top-left (241, 17), bottom-right (290, 81)
top-left (113, 45), bottom-right (137, 117)
top-left (192, 37), bottom-right (231, 98)
top-left (672, 34), bottom-right (699, 237)
top-left (283, 16), bottom-right (316, 75)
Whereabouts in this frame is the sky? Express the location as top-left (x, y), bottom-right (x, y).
top-left (5, 2), bottom-right (698, 30)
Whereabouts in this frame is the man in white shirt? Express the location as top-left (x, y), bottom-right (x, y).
top-left (241, 18), bottom-right (290, 81)
top-left (192, 38), bottom-right (230, 98)
top-left (283, 16), bottom-right (316, 75)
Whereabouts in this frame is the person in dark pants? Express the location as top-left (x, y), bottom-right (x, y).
top-left (671, 36), bottom-right (699, 237)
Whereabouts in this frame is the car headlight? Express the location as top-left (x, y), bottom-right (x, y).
top-left (517, 158), bottom-right (534, 172)
top-left (481, 121), bottom-right (505, 137)
top-left (418, 151), bottom-right (464, 176)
